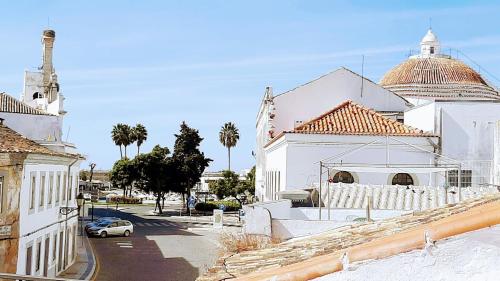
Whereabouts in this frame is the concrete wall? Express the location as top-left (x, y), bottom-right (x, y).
top-left (0, 153), bottom-right (25, 273)
top-left (271, 219), bottom-right (350, 240)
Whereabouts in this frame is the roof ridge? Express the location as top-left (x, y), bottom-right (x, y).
top-left (293, 100), bottom-right (426, 136)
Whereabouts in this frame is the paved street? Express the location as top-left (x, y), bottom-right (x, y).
top-left (88, 205), bottom-right (230, 281)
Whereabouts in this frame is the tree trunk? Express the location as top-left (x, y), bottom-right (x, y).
top-left (137, 144), bottom-right (140, 155)
top-left (119, 145), bottom-right (123, 159)
top-left (228, 147), bottom-right (231, 171)
top-left (124, 145), bottom-right (128, 159)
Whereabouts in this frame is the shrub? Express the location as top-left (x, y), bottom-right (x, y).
top-left (219, 232), bottom-right (281, 254)
top-left (107, 196), bottom-right (142, 204)
top-left (194, 200), bottom-right (240, 212)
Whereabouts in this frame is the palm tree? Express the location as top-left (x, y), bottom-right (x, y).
top-left (219, 122), bottom-right (239, 171)
top-left (121, 124), bottom-right (134, 159)
top-left (133, 124), bottom-right (148, 155)
top-left (111, 123), bottom-right (133, 159)
top-left (111, 124), bottom-right (125, 159)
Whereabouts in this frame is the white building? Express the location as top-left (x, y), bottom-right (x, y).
top-left (0, 122), bottom-right (82, 276)
top-left (0, 29), bottom-right (83, 276)
top-left (381, 29), bottom-right (500, 187)
top-left (255, 29), bottom-right (500, 202)
top-left (195, 170), bottom-right (249, 193)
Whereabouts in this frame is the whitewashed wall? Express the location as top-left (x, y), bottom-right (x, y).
top-left (16, 156), bottom-right (81, 277)
top-left (0, 112), bottom-right (62, 142)
top-left (265, 134), bottom-right (438, 192)
top-left (404, 102), bottom-right (436, 133)
top-left (271, 68), bottom-right (409, 134)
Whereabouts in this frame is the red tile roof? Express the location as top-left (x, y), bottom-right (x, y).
top-left (290, 100), bottom-right (430, 136)
top-left (0, 124), bottom-right (77, 158)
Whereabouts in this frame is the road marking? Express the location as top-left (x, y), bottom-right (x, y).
top-left (136, 222), bottom-right (144, 227)
top-left (153, 223), bottom-right (161, 226)
top-left (116, 242), bottom-right (132, 245)
top-left (161, 223), bottom-right (170, 226)
top-left (119, 245), bottom-right (133, 248)
top-left (144, 223), bottom-right (152, 226)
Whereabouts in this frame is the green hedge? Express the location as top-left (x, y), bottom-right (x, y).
top-left (107, 196), bottom-right (142, 204)
top-left (194, 200), bottom-right (241, 212)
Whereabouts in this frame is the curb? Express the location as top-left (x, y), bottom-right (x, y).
top-left (81, 234), bottom-right (96, 280)
top-left (167, 218), bottom-right (242, 227)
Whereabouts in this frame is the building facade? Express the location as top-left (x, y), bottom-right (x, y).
top-left (256, 29), bottom-right (500, 202)
top-left (0, 29), bottom-right (83, 276)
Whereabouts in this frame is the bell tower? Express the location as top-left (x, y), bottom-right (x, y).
top-left (420, 29), bottom-right (441, 57)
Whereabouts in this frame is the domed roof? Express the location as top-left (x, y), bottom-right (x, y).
top-left (380, 56), bottom-right (499, 100)
top-left (421, 29), bottom-right (438, 44)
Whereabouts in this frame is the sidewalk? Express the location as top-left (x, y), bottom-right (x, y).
top-left (58, 223), bottom-right (96, 280)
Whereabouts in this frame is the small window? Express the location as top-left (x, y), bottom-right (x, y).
top-left (430, 46), bottom-right (435, 54)
top-left (39, 174), bottom-right (46, 207)
top-left (331, 171), bottom-right (355, 184)
top-left (56, 174), bottom-right (61, 204)
top-left (30, 175), bottom-right (36, 210)
top-left (110, 222), bottom-right (118, 227)
top-left (26, 245), bottom-right (33, 275)
top-left (36, 241), bottom-right (41, 272)
top-left (447, 170), bottom-right (472, 187)
top-left (48, 174), bottom-right (53, 205)
top-left (33, 92), bottom-right (43, 99)
top-left (392, 173), bottom-right (414, 185)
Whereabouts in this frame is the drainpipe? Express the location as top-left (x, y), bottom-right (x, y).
top-left (62, 157), bottom-right (79, 271)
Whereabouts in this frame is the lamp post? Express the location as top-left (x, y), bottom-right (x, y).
top-left (76, 193), bottom-right (85, 236)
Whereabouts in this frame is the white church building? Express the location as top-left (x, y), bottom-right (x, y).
top-left (255, 29), bottom-right (500, 203)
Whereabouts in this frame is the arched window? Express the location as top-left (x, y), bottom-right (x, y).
top-left (392, 173), bottom-right (414, 185)
top-left (33, 92), bottom-right (43, 99)
top-left (331, 171), bottom-right (355, 184)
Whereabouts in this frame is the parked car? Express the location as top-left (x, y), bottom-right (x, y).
top-left (87, 220), bottom-right (134, 238)
top-left (85, 217), bottom-right (120, 232)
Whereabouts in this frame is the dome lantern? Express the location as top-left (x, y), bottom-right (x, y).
top-left (420, 29), bottom-right (440, 57)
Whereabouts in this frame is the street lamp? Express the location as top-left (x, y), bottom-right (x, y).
top-left (76, 193), bottom-right (85, 236)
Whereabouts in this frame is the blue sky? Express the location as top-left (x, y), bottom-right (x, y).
top-left (1, 1), bottom-right (500, 172)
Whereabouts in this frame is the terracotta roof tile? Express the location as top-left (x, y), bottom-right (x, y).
top-left (380, 57), bottom-right (500, 100)
top-left (0, 92), bottom-right (53, 116)
top-left (0, 124), bottom-right (76, 158)
top-left (290, 100), bottom-right (431, 137)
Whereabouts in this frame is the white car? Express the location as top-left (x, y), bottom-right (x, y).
top-left (88, 220), bottom-right (134, 238)
top-left (85, 217), bottom-right (120, 232)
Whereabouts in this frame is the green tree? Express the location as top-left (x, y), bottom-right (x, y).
top-left (134, 145), bottom-right (174, 214)
top-left (209, 170), bottom-right (253, 206)
top-left (219, 122), bottom-right (239, 171)
top-left (79, 170), bottom-right (89, 181)
top-left (110, 158), bottom-right (136, 197)
top-left (172, 122), bottom-right (212, 209)
top-left (133, 124), bottom-right (148, 155)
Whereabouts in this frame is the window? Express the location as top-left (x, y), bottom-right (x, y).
top-left (26, 245), bottom-right (33, 275)
top-left (430, 46), bottom-right (435, 54)
top-left (331, 171), bottom-right (355, 184)
top-left (52, 234), bottom-right (57, 261)
top-left (39, 174), bottom-right (46, 207)
top-left (56, 173), bottom-right (61, 204)
top-left (30, 174), bottom-right (36, 210)
top-left (68, 175), bottom-right (73, 201)
top-left (62, 173), bottom-right (67, 202)
top-left (36, 241), bottom-right (41, 272)
top-left (392, 173), bottom-right (414, 185)
top-left (33, 92), bottom-right (43, 99)
top-left (48, 173), bottom-right (54, 205)
top-left (0, 176), bottom-right (4, 213)
top-left (447, 170), bottom-right (472, 188)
